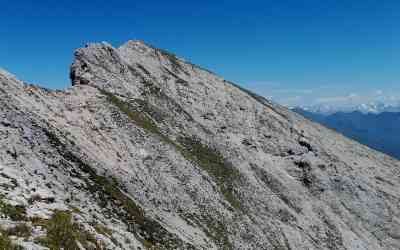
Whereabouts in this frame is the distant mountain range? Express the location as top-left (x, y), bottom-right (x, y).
top-left (296, 101), bottom-right (400, 115)
top-left (293, 107), bottom-right (400, 159)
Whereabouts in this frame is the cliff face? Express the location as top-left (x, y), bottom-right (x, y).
top-left (0, 41), bottom-right (399, 250)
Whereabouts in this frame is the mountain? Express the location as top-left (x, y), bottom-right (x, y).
top-left (293, 108), bottom-right (400, 160)
top-left (0, 41), bottom-right (399, 250)
top-left (298, 102), bottom-right (400, 115)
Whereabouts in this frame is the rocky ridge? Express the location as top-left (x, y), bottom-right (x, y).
top-left (0, 40), bottom-right (399, 249)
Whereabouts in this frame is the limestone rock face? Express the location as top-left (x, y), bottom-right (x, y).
top-left (1, 41), bottom-right (399, 249)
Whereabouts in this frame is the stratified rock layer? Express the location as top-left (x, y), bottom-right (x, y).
top-left (0, 41), bottom-right (399, 249)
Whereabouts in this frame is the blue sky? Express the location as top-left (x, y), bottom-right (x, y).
top-left (1, 0), bottom-right (400, 107)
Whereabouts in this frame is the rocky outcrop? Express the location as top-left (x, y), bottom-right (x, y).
top-left (0, 41), bottom-right (399, 249)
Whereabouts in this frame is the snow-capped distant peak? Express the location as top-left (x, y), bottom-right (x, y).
top-left (295, 101), bottom-right (400, 115)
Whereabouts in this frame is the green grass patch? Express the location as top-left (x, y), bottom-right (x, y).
top-left (178, 137), bottom-right (242, 210)
top-left (203, 219), bottom-right (232, 250)
top-left (34, 211), bottom-right (100, 250)
top-left (0, 232), bottom-right (22, 250)
top-left (101, 89), bottom-right (179, 148)
top-left (81, 169), bottom-right (191, 249)
top-left (85, 171), bottom-right (146, 226)
top-left (94, 224), bottom-right (113, 236)
top-left (181, 212), bottom-right (233, 250)
top-left (0, 196), bottom-right (26, 221)
top-left (132, 99), bottom-right (166, 123)
top-left (100, 89), bottom-right (160, 135)
top-left (0, 223), bottom-right (29, 250)
top-left (5, 223), bottom-right (31, 238)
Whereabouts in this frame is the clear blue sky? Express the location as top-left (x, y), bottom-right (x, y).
top-left (1, 0), bottom-right (400, 106)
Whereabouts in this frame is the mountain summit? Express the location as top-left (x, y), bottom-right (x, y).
top-left (0, 41), bottom-right (399, 249)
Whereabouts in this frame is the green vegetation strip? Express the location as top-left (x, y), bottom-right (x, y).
top-left (178, 137), bottom-right (242, 210)
top-left (181, 212), bottom-right (233, 249)
top-left (43, 126), bottom-right (190, 249)
top-left (102, 90), bottom-right (243, 248)
top-left (101, 89), bottom-right (242, 210)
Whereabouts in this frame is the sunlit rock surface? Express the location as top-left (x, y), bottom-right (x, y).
top-left (0, 41), bottom-right (399, 249)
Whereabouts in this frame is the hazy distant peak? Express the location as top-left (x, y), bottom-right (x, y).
top-left (295, 101), bottom-right (400, 115)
